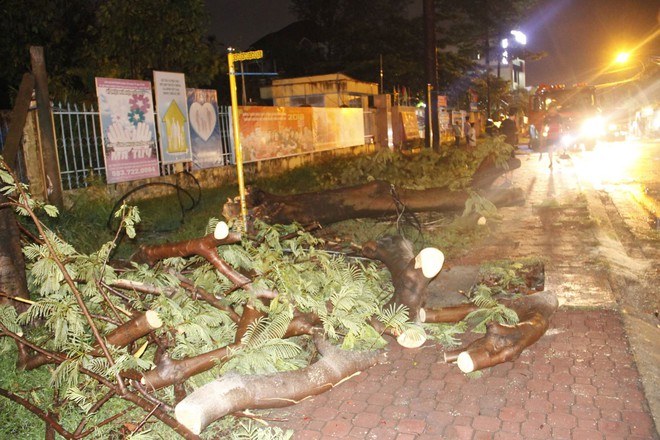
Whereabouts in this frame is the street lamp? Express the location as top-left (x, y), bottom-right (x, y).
top-left (498, 30), bottom-right (527, 87)
top-left (615, 52), bottom-right (631, 64)
top-left (612, 51), bottom-right (647, 82)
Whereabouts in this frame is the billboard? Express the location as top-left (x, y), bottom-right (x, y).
top-left (95, 77), bottom-right (160, 184)
top-left (238, 106), bottom-right (365, 162)
top-left (187, 88), bottom-right (225, 169)
top-left (239, 106), bottom-right (314, 162)
top-left (153, 71), bottom-right (193, 164)
top-left (312, 107), bottom-right (365, 151)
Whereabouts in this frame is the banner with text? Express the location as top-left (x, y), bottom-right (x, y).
top-left (95, 77), bottom-right (160, 184)
top-left (187, 88), bottom-right (225, 169)
top-left (239, 106), bottom-right (314, 162)
top-left (238, 106), bottom-right (364, 162)
top-left (153, 71), bottom-right (193, 164)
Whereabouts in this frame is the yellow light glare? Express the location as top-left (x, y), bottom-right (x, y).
top-left (576, 142), bottom-right (641, 189)
top-left (615, 52), bottom-right (630, 64)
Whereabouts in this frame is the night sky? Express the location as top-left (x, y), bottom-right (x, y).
top-left (205, 0), bottom-right (660, 86)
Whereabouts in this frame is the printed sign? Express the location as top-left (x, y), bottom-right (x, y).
top-left (312, 107), bottom-right (365, 151)
top-left (95, 77), bottom-right (160, 184)
top-left (400, 110), bottom-right (420, 141)
top-left (187, 88), bottom-right (225, 169)
top-left (239, 106), bottom-right (314, 162)
top-left (238, 107), bottom-right (365, 162)
top-left (153, 71), bottom-right (193, 164)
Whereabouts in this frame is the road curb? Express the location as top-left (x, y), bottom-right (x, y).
top-left (581, 180), bottom-right (660, 436)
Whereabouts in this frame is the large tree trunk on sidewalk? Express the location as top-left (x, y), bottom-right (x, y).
top-left (222, 157), bottom-right (523, 226)
top-left (174, 331), bottom-right (387, 435)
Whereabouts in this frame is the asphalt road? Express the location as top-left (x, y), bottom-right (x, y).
top-left (575, 137), bottom-right (660, 230)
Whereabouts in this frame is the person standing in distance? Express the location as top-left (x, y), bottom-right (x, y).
top-left (453, 119), bottom-right (462, 146)
top-left (542, 105), bottom-right (562, 169)
top-left (500, 110), bottom-right (518, 157)
top-left (463, 117), bottom-right (471, 145)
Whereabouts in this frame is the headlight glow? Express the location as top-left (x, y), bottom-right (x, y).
top-left (581, 116), bottom-right (605, 137)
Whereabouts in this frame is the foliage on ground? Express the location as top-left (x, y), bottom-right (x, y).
top-left (0, 138), bottom-right (521, 438)
top-left (255, 137), bottom-right (512, 194)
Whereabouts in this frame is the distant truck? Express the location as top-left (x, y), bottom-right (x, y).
top-left (528, 84), bottom-right (603, 151)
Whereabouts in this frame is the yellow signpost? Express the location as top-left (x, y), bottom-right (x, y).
top-left (227, 49), bottom-right (263, 231)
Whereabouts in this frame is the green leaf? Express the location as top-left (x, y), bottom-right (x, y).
top-left (43, 204), bottom-right (59, 217)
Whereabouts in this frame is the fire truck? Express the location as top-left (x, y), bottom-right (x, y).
top-left (528, 84), bottom-right (603, 151)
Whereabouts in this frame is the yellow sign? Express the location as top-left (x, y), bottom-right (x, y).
top-left (231, 50), bottom-right (263, 62)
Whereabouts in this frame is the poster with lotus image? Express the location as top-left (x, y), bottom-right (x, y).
top-left (95, 77), bottom-right (160, 184)
top-left (186, 88), bottom-right (225, 169)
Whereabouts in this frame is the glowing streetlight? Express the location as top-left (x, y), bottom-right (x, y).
top-left (511, 30), bottom-right (527, 46)
top-left (615, 52), bottom-right (631, 64)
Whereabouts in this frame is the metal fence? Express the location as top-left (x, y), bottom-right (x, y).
top-left (53, 103), bottom-right (105, 190)
top-left (52, 103), bottom-right (235, 190)
top-left (3, 104), bottom-right (374, 192)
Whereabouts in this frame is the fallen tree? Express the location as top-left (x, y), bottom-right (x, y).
top-left (222, 156), bottom-right (523, 226)
top-left (0, 151), bottom-right (558, 438)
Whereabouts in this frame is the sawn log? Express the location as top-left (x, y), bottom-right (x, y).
top-left (222, 157), bottom-right (523, 226)
top-left (174, 331), bottom-right (386, 434)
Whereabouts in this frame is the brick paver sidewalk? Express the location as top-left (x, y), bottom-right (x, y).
top-left (265, 310), bottom-right (655, 439)
top-left (263, 150), bottom-right (659, 439)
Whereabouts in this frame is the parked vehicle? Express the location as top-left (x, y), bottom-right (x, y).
top-left (528, 84), bottom-right (603, 151)
top-left (603, 108), bottom-right (629, 142)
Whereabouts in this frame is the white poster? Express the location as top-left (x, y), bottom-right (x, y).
top-left (95, 77), bottom-right (160, 184)
top-left (153, 71), bottom-right (193, 164)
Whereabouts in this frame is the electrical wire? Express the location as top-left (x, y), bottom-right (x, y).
top-left (106, 171), bottom-right (202, 233)
top-left (388, 184), bottom-right (425, 247)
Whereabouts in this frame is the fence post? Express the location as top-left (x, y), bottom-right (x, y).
top-left (2, 73), bottom-right (34, 168)
top-left (22, 108), bottom-right (49, 201)
top-left (30, 46), bottom-right (64, 209)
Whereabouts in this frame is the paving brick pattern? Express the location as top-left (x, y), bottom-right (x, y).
top-left (259, 152), bottom-right (659, 439)
top-left (264, 309), bottom-right (656, 439)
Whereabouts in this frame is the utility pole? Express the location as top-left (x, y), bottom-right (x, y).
top-left (423, 0), bottom-right (439, 151)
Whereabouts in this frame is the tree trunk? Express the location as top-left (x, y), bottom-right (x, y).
top-left (174, 331), bottom-right (386, 435)
top-left (443, 290), bottom-right (559, 372)
top-left (362, 236), bottom-right (444, 322)
top-left (223, 157), bottom-right (522, 226)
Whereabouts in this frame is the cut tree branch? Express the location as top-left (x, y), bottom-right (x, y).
top-left (444, 290), bottom-right (559, 372)
top-left (132, 222), bottom-right (242, 265)
top-left (362, 236), bottom-right (444, 323)
top-left (174, 330), bottom-right (387, 435)
top-left (140, 310), bottom-right (320, 390)
top-left (132, 221), bottom-right (278, 301)
top-left (19, 311), bottom-right (162, 368)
